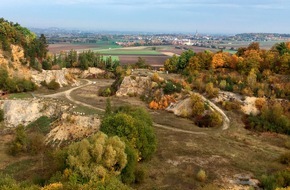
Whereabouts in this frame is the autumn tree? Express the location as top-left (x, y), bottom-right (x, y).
top-left (246, 69), bottom-right (257, 90)
top-left (191, 94), bottom-right (205, 116)
top-left (196, 51), bottom-right (213, 69)
top-left (240, 49), bottom-right (262, 74)
top-left (164, 54), bottom-right (178, 72)
top-left (205, 82), bottom-right (219, 98)
top-left (211, 52), bottom-right (230, 69)
top-left (187, 56), bottom-right (200, 74)
top-left (247, 42), bottom-right (260, 51)
top-left (66, 132), bottom-right (127, 182)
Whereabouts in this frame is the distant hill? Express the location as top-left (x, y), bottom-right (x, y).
top-left (235, 33), bottom-right (290, 38)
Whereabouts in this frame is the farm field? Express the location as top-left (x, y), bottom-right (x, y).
top-left (119, 55), bottom-right (169, 66)
top-left (94, 48), bottom-right (162, 55)
top-left (102, 55), bottom-right (120, 61)
top-left (48, 41), bottom-right (122, 54)
top-left (216, 40), bottom-right (282, 50)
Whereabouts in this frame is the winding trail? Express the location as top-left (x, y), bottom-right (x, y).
top-left (40, 79), bottom-right (232, 135)
top-left (40, 80), bottom-right (207, 135)
top-left (199, 95), bottom-right (230, 130)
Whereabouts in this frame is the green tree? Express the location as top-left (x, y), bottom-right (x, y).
top-left (101, 106), bottom-right (156, 161)
top-left (67, 132), bottom-right (127, 182)
top-left (164, 54), bottom-right (178, 72)
top-left (177, 49), bottom-right (195, 72)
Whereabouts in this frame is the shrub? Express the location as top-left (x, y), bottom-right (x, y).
top-left (0, 109), bottom-right (4, 122)
top-left (47, 80), bottom-right (60, 90)
top-left (151, 72), bottom-right (160, 83)
top-left (255, 98), bottom-right (266, 111)
top-left (163, 80), bottom-right (182, 94)
top-left (205, 82), bottom-right (219, 98)
top-left (134, 165), bottom-right (146, 184)
top-left (196, 169), bottom-right (207, 182)
top-left (260, 170), bottom-right (290, 190)
top-left (246, 102), bottom-right (290, 135)
top-left (222, 101), bottom-right (241, 111)
top-left (209, 112), bottom-right (223, 127)
top-left (279, 152), bottom-right (290, 166)
top-left (191, 94), bottom-right (205, 116)
top-left (98, 87), bottom-right (111, 97)
top-left (121, 144), bottom-right (138, 184)
top-left (8, 125), bottom-right (28, 156)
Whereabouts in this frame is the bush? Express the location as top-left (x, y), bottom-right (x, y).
top-left (8, 125), bottom-right (28, 156)
top-left (205, 82), bottom-right (219, 98)
top-left (261, 170), bottom-right (290, 190)
top-left (98, 87), bottom-right (111, 97)
top-left (279, 152), bottom-right (290, 166)
top-left (134, 165), bottom-right (146, 184)
top-left (163, 80), bottom-right (182, 94)
top-left (0, 109), bottom-right (4, 122)
top-left (121, 145), bottom-right (138, 184)
top-left (246, 103), bottom-right (290, 135)
top-left (191, 94), bottom-right (205, 116)
top-left (209, 112), bottom-right (223, 127)
top-left (47, 80), bottom-right (60, 90)
top-left (196, 169), bottom-right (207, 182)
top-left (222, 101), bottom-right (241, 111)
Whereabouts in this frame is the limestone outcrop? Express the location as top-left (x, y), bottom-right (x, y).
top-left (0, 99), bottom-right (71, 127)
top-left (31, 68), bottom-right (79, 87)
top-left (0, 45), bottom-right (31, 79)
top-left (166, 97), bottom-right (192, 117)
top-left (116, 76), bottom-right (151, 97)
top-left (45, 113), bottom-right (101, 146)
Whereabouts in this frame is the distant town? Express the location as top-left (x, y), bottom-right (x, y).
top-left (31, 27), bottom-right (290, 52)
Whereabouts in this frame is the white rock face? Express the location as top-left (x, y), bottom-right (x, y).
top-left (46, 113), bottom-right (101, 146)
top-left (31, 68), bottom-right (78, 87)
top-left (166, 97), bottom-right (192, 117)
top-left (116, 76), bottom-right (151, 97)
top-left (1, 99), bottom-right (70, 127)
top-left (80, 67), bottom-right (105, 78)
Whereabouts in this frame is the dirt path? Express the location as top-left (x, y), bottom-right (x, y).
top-left (40, 80), bottom-right (207, 135)
top-left (199, 95), bottom-right (230, 130)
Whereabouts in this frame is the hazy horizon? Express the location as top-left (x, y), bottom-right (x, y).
top-left (1, 0), bottom-right (290, 34)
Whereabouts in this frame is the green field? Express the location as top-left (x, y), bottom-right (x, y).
top-left (103, 55), bottom-right (119, 61)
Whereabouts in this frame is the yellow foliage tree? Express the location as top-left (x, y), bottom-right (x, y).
top-left (211, 53), bottom-right (225, 69)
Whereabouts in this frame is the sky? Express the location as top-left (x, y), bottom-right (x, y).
top-left (1, 0), bottom-right (290, 34)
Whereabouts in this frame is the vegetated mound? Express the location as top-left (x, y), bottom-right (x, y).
top-left (45, 113), bottom-right (101, 146)
top-left (0, 98), bottom-right (71, 127)
top-left (0, 18), bottom-right (49, 91)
